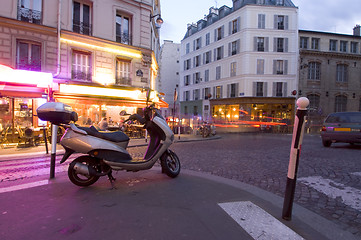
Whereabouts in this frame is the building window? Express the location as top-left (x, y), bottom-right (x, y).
top-left (257, 37), bottom-right (265, 51)
top-left (274, 82), bottom-right (285, 97)
top-left (115, 58), bottom-right (131, 85)
top-left (73, 1), bottom-right (92, 35)
top-left (16, 40), bottom-right (41, 71)
top-left (300, 37), bottom-right (308, 49)
top-left (257, 0), bottom-right (265, 4)
top-left (184, 59), bottom-right (191, 70)
top-left (336, 64), bottom-right (348, 82)
top-left (257, 59), bottom-right (264, 74)
top-left (230, 62), bottom-right (237, 77)
top-left (17, 0), bottom-right (42, 24)
top-left (230, 40), bottom-right (240, 56)
top-left (256, 82), bottom-right (264, 97)
top-left (335, 95), bottom-right (347, 112)
top-left (308, 62), bottom-right (321, 80)
top-left (340, 41), bottom-right (348, 52)
top-left (204, 51), bottom-right (211, 64)
top-left (206, 33), bottom-right (210, 46)
top-left (228, 83), bottom-right (238, 98)
top-left (215, 86), bottom-right (223, 99)
top-left (193, 72), bottom-right (201, 84)
top-left (276, 15), bottom-right (285, 30)
top-left (276, 38), bottom-right (285, 52)
top-left (231, 19), bottom-right (238, 34)
top-left (204, 70), bottom-right (209, 82)
top-left (275, 60), bottom-right (284, 74)
top-left (196, 37), bottom-right (202, 50)
top-left (351, 42), bottom-right (358, 53)
top-left (204, 87), bottom-right (211, 99)
top-left (216, 46), bottom-right (224, 60)
top-left (194, 55), bottom-right (201, 67)
top-left (258, 14), bottom-right (265, 29)
top-left (216, 66), bottom-right (221, 80)
top-left (311, 38), bottom-right (320, 50)
top-left (276, 0), bottom-right (284, 5)
top-left (184, 75), bottom-right (190, 86)
top-left (116, 13), bottom-right (131, 45)
top-left (216, 26), bottom-right (223, 40)
top-left (193, 89), bottom-right (200, 100)
top-left (329, 40), bottom-right (337, 51)
top-left (184, 91), bottom-right (190, 101)
top-left (307, 94), bottom-right (320, 111)
top-left (72, 50), bottom-right (92, 81)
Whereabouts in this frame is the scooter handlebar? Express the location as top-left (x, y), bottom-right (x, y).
top-left (125, 114), bottom-right (146, 124)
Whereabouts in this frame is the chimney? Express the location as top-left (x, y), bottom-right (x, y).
top-left (353, 25), bottom-right (361, 36)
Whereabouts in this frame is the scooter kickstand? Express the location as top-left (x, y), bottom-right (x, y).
top-left (108, 172), bottom-right (116, 189)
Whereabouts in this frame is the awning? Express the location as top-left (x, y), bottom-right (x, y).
top-left (158, 99), bottom-right (169, 108)
top-left (0, 84), bottom-right (45, 98)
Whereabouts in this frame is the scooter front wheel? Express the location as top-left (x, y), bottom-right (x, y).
top-left (68, 156), bottom-right (100, 187)
top-left (160, 150), bottom-right (180, 178)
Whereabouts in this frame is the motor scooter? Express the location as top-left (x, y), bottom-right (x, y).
top-left (36, 91), bottom-right (180, 187)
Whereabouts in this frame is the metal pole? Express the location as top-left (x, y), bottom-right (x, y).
top-left (42, 126), bottom-right (48, 154)
top-left (50, 124), bottom-right (58, 179)
top-left (282, 97), bottom-right (309, 220)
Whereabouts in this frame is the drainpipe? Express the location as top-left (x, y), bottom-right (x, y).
top-left (54, 0), bottom-right (62, 78)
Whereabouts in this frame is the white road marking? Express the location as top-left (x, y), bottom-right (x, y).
top-left (299, 176), bottom-right (361, 211)
top-left (218, 201), bottom-right (304, 240)
top-left (0, 180), bottom-right (49, 194)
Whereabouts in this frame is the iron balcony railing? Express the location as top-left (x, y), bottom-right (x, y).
top-left (17, 6), bottom-right (42, 24)
top-left (73, 21), bottom-right (92, 36)
top-left (116, 33), bottom-right (132, 45)
top-left (71, 70), bottom-right (92, 82)
top-left (115, 77), bottom-right (131, 86)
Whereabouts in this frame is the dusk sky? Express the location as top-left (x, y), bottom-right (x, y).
top-left (159, 0), bottom-right (361, 43)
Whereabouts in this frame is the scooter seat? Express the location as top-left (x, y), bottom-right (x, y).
top-left (79, 126), bottom-right (129, 143)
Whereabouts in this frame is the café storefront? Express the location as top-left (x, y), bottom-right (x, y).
top-left (210, 97), bottom-right (296, 133)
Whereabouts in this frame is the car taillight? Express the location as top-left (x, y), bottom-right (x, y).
top-left (321, 126), bottom-right (326, 131)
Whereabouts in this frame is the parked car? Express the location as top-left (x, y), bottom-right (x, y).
top-left (321, 112), bottom-right (361, 147)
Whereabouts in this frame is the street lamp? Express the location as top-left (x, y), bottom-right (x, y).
top-left (150, 14), bottom-right (164, 26)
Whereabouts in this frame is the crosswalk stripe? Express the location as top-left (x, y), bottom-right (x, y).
top-left (218, 201), bottom-right (304, 240)
top-left (0, 180), bottom-right (49, 194)
top-left (299, 176), bottom-right (361, 211)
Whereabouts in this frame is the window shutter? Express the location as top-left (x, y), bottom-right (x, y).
top-left (214, 49), bottom-right (217, 61)
top-left (273, 60), bottom-right (277, 74)
top-left (258, 14), bottom-right (262, 28)
top-left (227, 84), bottom-right (230, 98)
top-left (285, 38), bottom-right (289, 52)
top-left (263, 82), bottom-right (268, 97)
top-left (229, 21), bottom-right (232, 35)
top-left (284, 60), bottom-right (288, 75)
top-left (184, 61), bottom-right (186, 70)
top-left (221, 46), bottom-right (224, 59)
top-left (228, 42), bottom-right (231, 57)
top-left (214, 29), bottom-right (217, 42)
top-left (203, 53), bottom-right (206, 64)
top-left (236, 83), bottom-right (239, 96)
top-left (220, 86), bottom-right (223, 98)
top-left (193, 57), bottom-right (196, 68)
top-left (274, 15), bottom-right (278, 29)
top-left (237, 17), bottom-right (241, 31)
top-left (200, 37), bottom-right (202, 48)
top-left (221, 25), bottom-right (224, 38)
top-left (285, 16), bottom-right (289, 30)
top-left (202, 88), bottom-right (205, 99)
top-left (237, 39), bottom-right (241, 54)
top-left (209, 51), bottom-right (212, 63)
top-left (253, 82), bottom-right (257, 96)
top-left (273, 82), bottom-right (277, 96)
top-left (265, 37), bottom-right (269, 52)
top-left (193, 40), bottom-right (196, 51)
top-left (254, 37), bottom-right (257, 51)
top-left (213, 87), bottom-right (216, 98)
top-left (274, 38), bottom-right (277, 52)
top-left (283, 82), bottom-right (288, 97)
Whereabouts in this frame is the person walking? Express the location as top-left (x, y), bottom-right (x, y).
top-left (98, 117), bottom-right (108, 131)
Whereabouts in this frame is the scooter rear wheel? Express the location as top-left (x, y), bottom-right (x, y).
top-left (68, 156), bottom-right (100, 187)
top-left (160, 150), bottom-right (180, 178)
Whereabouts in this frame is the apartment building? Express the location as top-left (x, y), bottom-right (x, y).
top-left (158, 40), bottom-right (180, 119)
top-left (299, 27), bottom-right (361, 132)
top-left (179, 0), bottom-right (298, 131)
top-left (0, 0), bottom-right (163, 140)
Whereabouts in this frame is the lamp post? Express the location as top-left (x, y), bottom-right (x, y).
top-left (150, 14), bottom-right (163, 26)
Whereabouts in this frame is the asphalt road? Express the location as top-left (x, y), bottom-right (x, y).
top-left (167, 133), bottom-right (361, 238)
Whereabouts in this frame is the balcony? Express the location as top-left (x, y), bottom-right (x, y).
top-left (115, 77), bottom-right (131, 86)
top-left (17, 6), bottom-right (41, 24)
top-left (116, 33), bottom-right (132, 45)
top-left (71, 70), bottom-right (92, 82)
top-left (16, 58), bottom-right (41, 71)
top-left (73, 21), bottom-right (92, 36)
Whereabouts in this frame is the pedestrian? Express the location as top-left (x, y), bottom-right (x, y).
top-left (98, 117), bottom-right (108, 131)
